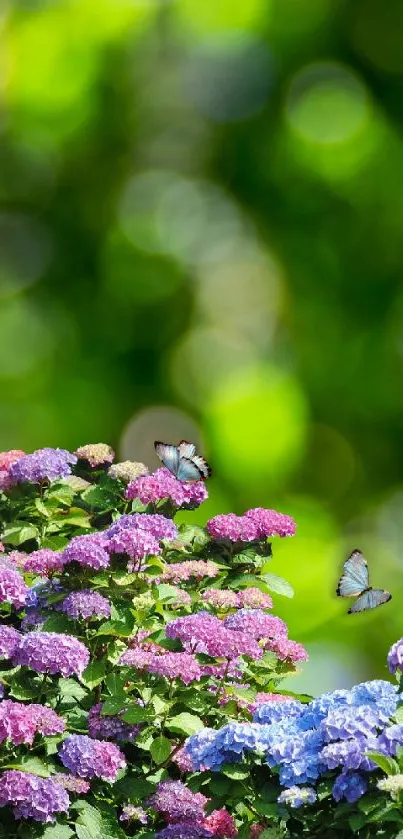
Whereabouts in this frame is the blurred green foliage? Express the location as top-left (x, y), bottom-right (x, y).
top-left (1, 0), bottom-right (403, 690)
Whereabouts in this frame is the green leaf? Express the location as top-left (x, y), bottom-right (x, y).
top-left (150, 736), bottom-right (171, 764)
top-left (35, 498), bottom-right (51, 518)
top-left (5, 756), bottom-right (49, 777)
top-left (102, 697), bottom-right (127, 716)
top-left (40, 826), bottom-right (74, 839)
top-left (166, 713), bottom-right (204, 737)
top-left (105, 673), bottom-right (127, 696)
top-left (114, 776), bottom-right (155, 802)
top-left (366, 751), bottom-right (400, 775)
top-left (74, 802), bottom-right (128, 839)
top-left (156, 583), bottom-right (183, 602)
top-left (395, 706), bottom-right (403, 724)
top-left (80, 659), bottom-right (106, 689)
top-left (42, 614), bottom-right (74, 633)
top-left (260, 572), bottom-right (294, 598)
top-left (2, 524), bottom-right (39, 546)
top-left (221, 764), bottom-right (250, 780)
top-left (122, 705), bottom-right (154, 724)
top-left (8, 672), bottom-right (39, 700)
top-left (47, 481), bottom-right (76, 506)
top-left (58, 678), bottom-right (88, 703)
top-left (95, 608), bottom-right (135, 637)
top-left (54, 508), bottom-right (91, 528)
top-left (81, 485), bottom-right (117, 510)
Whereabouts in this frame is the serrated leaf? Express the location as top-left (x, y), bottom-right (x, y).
top-left (260, 572), bottom-right (294, 598)
top-left (166, 713), bottom-right (204, 737)
top-left (102, 697), bottom-right (127, 716)
top-left (2, 524), bottom-right (39, 546)
top-left (105, 673), bottom-right (127, 696)
top-left (150, 736), bottom-right (171, 764)
top-left (41, 825), bottom-right (74, 839)
top-left (122, 705), bottom-right (153, 724)
top-left (58, 678), bottom-right (88, 703)
top-left (42, 614), bottom-right (74, 634)
top-left (366, 751), bottom-right (399, 775)
top-left (222, 764), bottom-right (250, 780)
top-left (81, 485), bottom-right (117, 510)
top-left (5, 756), bottom-right (49, 777)
top-left (156, 584), bottom-right (183, 602)
top-left (80, 659), bottom-right (106, 689)
top-left (55, 508), bottom-right (91, 528)
top-left (35, 498), bottom-right (51, 518)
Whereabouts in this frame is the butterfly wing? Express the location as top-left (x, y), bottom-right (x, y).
top-left (178, 440), bottom-right (197, 459)
top-left (176, 457), bottom-right (204, 482)
top-left (348, 589), bottom-right (392, 614)
top-left (154, 442), bottom-right (180, 477)
top-left (191, 454), bottom-right (212, 479)
top-left (336, 549), bottom-right (369, 598)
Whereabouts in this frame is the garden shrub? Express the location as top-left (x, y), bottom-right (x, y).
top-left (0, 443), bottom-right (401, 838)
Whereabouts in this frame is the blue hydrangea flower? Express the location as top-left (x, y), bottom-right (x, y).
top-left (320, 705), bottom-right (383, 742)
top-left (320, 737), bottom-right (377, 772)
top-left (332, 771), bottom-right (368, 803)
top-left (253, 700), bottom-right (305, 725)
top-left (349, 680), bottom-right (399, 722)
top-left (377, 724), bottom-right (403, 755)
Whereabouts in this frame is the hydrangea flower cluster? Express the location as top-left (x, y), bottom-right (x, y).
top-left (207, 508), bottom-right (296, 542)
top-left (159, 560), bottom-right (219, 583)
top-left (8, 447), bottom-right (77, 484)
top-left (88, 703), bottom-right (140, 742)
top-left (0, 562), bottom-right (28, 608)
top-left (166, 612), bottom-right (263, 660)
top-left (108, 512), bottom-right (178, 542)
top-left (75, 443), bottom-right (115, 466)
top-left (0, 624), bottom-right (22, 659)
top-left (0, 700), bottom-right (65, 745)
top-left (0, 770), bottom-right (70, 822)
top-left (186, 677), bottom-right (401, 805)
top-left (0, 450), bottom-right (25, 491)
top-left (126, 467), bottom-right (208, 507)
top-left (22, 548), bottom-right (65, 576)
top-left (15, 631), bottom-right (90, 676)
top-left (108, 460), bottom-right (149, 482)
top-left (147, 780), bottom-right (208, 822)
top-left (62, 533), bottom-right (110, 569)
top-left (108, 527), bottom-right (161, 564)
top-left (58, 734), bottom-right (126, 781)
top-left (59, 589), bottom-right (111, 620)
top-left (201, 587), bottom-right (275, 613)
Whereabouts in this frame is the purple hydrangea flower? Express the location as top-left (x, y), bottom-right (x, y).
top-left (332, 771), bottom-right (368, 803)
top-left (21, 609), bottom-right (45, 632)
top-left (53, 774), bottom-right (90, 794)
top-left (88, 703), bottom-right (140, 742)
top-left (377, 724), bottom-right (403, 755)
top-left (166, 612), bottom-right (262, 660)
top-left (147, 652), bottom-right (202, 684)
top-left (147, 780), bottom-right (208, 822)
top-left (120, 804), bottom-right (148, 823)
top-left (22, 549), bottom-right (65, 576)
top-left (207, 513), bottom-right (259, 542)
top-left (0, 770), bottom-right (70, 822)
top-left (224, 609), bottom-right (287, 639)
top-left (108, 528), bottom-right (161, 561)
top-left (266, 635), bottom-right (309, 664)
top-left (0, 563), bottom-right (28, 608)
top-left (15, 631), bottom-right (90, 676)
top-left (75, 443), bottom-right (115, 467)
top-left (60, 590), bottom-right (111, 621)
top-left (126, 467), bottom-right (208, 508)
top-left (155, 826), bottom-right (214, 839)
top-left (278, 786), bottom-right (317, 808)
top-left (62, 534), bottom-right (110, 570)
top-left (0, 625), bottom-right (22, 659)
top-left (8, 448), bottom-right (77, 485)
top-left (245, 507), bottom-right (296, 538)
top-left (0, 700), bottom-right (65, 745)
top-left (108, 513), bottom-right (178, 542)
top-left (58, 734), bottom-right (126, 781)
top-left (320, 705), bottom-right (383, 742)
top-left (388, 638), bottom-right (403, 674)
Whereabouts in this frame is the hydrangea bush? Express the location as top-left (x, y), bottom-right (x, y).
top-left (0, 443), bottom-right (401, 838)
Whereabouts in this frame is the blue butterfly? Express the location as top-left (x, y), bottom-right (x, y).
top-left (154, 440), bottom-right (211, 482)
top-left (336, 549), bottom-right (391, 614)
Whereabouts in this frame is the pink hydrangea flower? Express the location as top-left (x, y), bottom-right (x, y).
top-left (22, 549), bottom-right (66, 576)
top-left (0, 700), bottom-right (65, 745)
top-left (245, 507), bottom-right (296, 538)
top-left (126, 467), bottom-right (208, 508)
top-left (15, 631), bottom-right (90, 676)
top-left (207, 514), bottom-right (259, 542)
top-left (204, 809), bottom-right (237, 838)
top-left (62, 533), bottom-right (110, 570)
top-left (201, 589), bottom-right (240, 609)
top-left (0, 770), bottom-right (69, 822)
top-left (0, 563), bottom-right (28, 608)
top-left (0, 625), bottom-right (22, 659)
top-left (268, 637), bottom-right (309, 663)
top-left (58, 734), bottom-right (126, 781)
top-left (108, 528), bottom-right (161, 561)
top-left (238, 588), bottom-right (273, 610)
top-left (158, 561), bottom-right (219, 584)
top-left (75, 443), bottom-right (115, 467)
top-left (247, 692), bottom-right (294, 713)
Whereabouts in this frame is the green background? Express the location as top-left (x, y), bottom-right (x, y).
top-left (1, 0), bottom-right (402, 693)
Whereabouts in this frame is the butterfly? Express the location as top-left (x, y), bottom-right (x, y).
top-left (336, 549), bottom-right (392, 614)
top-left (154, 440), bottom-right (211, 482)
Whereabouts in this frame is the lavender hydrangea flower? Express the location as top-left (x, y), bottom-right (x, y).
top-left (155, 826), bottom-right (214, 839)
top-left (21, 609), bottom-right (45, 632)
top-left (88, 703), bottom-right (140, 742)
top-left (245, 507), bottom-right (296, 538)
top-left (62, 533), bottom-right (110, 570)
top-left (320, 738), bottom-right (377, 772)
top-left (0, 770), bottom-right (70, 822)
top-left (108, 513), bottom-right (178, 542)
top-left (108, 528), bottom-right (161, 561)
top-left (224, 609), bottom-right (287, 639)
top-left (9, 448), bottom-right (77, 484)
top-left (278, 786), bottom-right (317, 808)
top-left (207, 513), bottom-right (259, 542)
top-left (126, 467), bottom-right (208, 508)
top-left (320, 705), bottom-right (383, 742)
top-left (0, 625), bottom-right (21, 659)
top-left (75, 443), bottom-right (115, 467)
top-left (377, 724), bottom-right (403, 755)
top-left (147, 652), bottom-right (202, 684)
top-left (147, 780), bottom-right (208, 822)
top-left (22, 549), bottom-right (65, 576)
top-left (388, 639), bottom-right (403, 675)
top-left (0, 563), bottom-right (28, 608)
top-left (58, 734), bottom-right (126, 781)
top-left (15, 631), bottom-right (90, 676)
top-left (0, 700), bottom-right (65, 745)
top-left (60, 590), bottom-right (111, 621)
top-left (109, 461), bottom-right (149, 483)
top-left (166, 612), bottom-right (262, 660)
top-left (53, 774), bottom-right (90, 793)
top-left (332, 771), bottom-right (368, 803)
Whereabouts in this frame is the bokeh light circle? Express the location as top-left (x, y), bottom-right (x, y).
top-left (0, 213), bottom-right (52, 298)
top-left (286, 62), bottom-right (369, 145)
